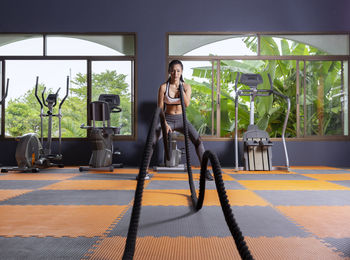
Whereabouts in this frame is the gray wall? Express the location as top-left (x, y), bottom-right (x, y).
top-left (1, 0), bottom-right (350, 167)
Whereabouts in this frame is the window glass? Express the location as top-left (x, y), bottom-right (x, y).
top-left (182, 60), bottom-right (216, 136)
top-left (301, 60), bottom-right (348, 136)
top-left (217, 60), bottom-right (295, 138)
top-left (47, 35), bottom-right (135, 56)
top-left (261, 35), bottom-right (349, 55)
top-left (5, 60), bottom-right (87, 138)
top-left (91, 61), bottom-right (133, 135)
top-left (169, 35), bottom-right (257, 56)
top-left (169, 33), bottom-right (349, 139)
top-left (0, 35), bottom-right (43, 55)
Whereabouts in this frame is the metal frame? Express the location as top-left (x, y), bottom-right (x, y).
top-left (0, 32), bottom-right (137, 141)
top-left (234, 73), bottom-right (290, 170)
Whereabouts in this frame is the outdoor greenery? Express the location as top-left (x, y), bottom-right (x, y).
top-left (5, 70), bottom-right (132, 138)
top-left (185, 37), bottom-right (345, 138)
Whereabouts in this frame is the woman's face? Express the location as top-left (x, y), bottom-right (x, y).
top-left (169, 64), bottom-right (183, 82)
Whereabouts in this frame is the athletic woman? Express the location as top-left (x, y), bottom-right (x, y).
top-left (144, 60), bottom-right (213, 181)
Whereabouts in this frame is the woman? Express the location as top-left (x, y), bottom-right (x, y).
top-left (145, 60), bottom-right (213, 181)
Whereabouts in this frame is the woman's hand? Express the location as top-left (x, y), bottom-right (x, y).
top-left (166, 123), bottom-right (172, 133)
top-left (181, 83), bottom-right (191, 107)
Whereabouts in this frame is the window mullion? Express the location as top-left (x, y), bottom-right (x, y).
top-left (87, 59), bottom-right (92, 126)
top-left (216, 60), bottom-right (221, 137)
top-left (296, 60), bottom-right (300, 138)
top-left (211, 61), bottom-right (215, 136)
top-left (1, 60), bottom-right (4, 137)
top-left (43, 34), bottom-right (46, 56)
top-left (303, 60), bottom-right (307, 137)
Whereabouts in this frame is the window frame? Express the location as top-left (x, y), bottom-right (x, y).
top-left (0, 32), bottom-right (137, 141)
top-left (167, 32), bottom-right (350, 141)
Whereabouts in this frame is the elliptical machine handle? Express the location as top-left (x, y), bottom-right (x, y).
top-left (34, 76), bottom-right (44, 109)
top-left (59, 76), bottom-right (69, 109)
top-left (41, 87), bottom-right (48, 107)
top-left (0, 78), bottom-right (9, 104)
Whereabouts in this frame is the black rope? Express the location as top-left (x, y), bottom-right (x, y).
top-left (179, 84), bottom-right (198, 207)
top-left (197, 150), bottom-right (253, 259)
top-left (122, 84), bottom-right (254, 260)
top-left (179, 83), bottom-right (253, 259)
top-left (159, 109), bottom-right (171, 162)
top-left (122, 107), bottom-right (161, 260)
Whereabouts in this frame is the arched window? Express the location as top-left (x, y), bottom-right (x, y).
top-left (168, 33), bottom-right (349, 139)
top-left (0, 33), bottom-right (136, 139)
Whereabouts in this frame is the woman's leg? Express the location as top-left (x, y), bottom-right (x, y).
top-left (166, 113), bottom-right (213, 180)
top-left (185, 120), bottom-right (205, 163)
top-left (145, 123), bottom-right (163, 170)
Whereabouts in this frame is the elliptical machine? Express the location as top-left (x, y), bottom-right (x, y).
top-left (234, 73), bottom-right (290, 171)
top-left (79, 94), bottom-right (123, 172)
top-left (1, 76), bottom-right (69, 173)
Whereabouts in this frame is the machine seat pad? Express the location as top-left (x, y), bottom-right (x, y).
top-left (245, 140), bottom-right (259, 146)
top-left (259, 140), bottom-right (273, 146)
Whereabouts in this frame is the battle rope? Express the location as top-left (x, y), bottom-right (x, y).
top-left (122, 85), bottom-right (253, 260)
top-left (179, 84), bottom-right (253, 259)
top-left (122, 107), bottom-right (162, 260)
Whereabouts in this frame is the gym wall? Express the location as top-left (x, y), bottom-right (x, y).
top-left (0, 0), bottom-right (350, 167)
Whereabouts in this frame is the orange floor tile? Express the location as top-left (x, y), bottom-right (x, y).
top-left (0, 190), bottom-right (33, 201)
top-left (0, 205), bottom-right (127, 237)
top-left (277, 206), bottom-right (350, 238)
top-left (237, 180), bottom-right (350, 190)
top-left (89, 236), bottom-right (345, 260)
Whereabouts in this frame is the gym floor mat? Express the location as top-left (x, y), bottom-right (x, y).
top-left (0, 205), bottom-right (127, 237)
top-left (0, 190), bottom-right (136, 205)
top-left (40, 180), bottom-right (144, 190)
top-left (237, 180), bottom-right (350, 190)
top-left (0, 173), bottom-right (79, 180)
top-left (89, 236), bottom-right (345, 260)
top-left (276, 206), bottom-right (350, 238)
top-left (151, 173), bottom-right (234, 181)
top-left (0, 166), bottom-right (349, 259)
top-left (145, 180), bottom-right (245, 190)
top-left (140, 189), bottom-right (268, 206)
top-left (331, 180), bottom-right (350, 188)
top-left (301, 174), bottom-right (350, 181)
top-left (0, 189), bottom-right (33, 202)
top-left (0, 180), bottom-right (59, 189)
top-left (231, 173), bottom-right (315, 180)
top-left (255, 190), bottom-right (350, 206)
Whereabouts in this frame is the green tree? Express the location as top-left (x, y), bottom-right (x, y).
top-left (71, 70), bottom-right (132, 135)
top-left (5, 70), bottom-right (132, 137)
top-left (185, 37), bottom-right (344, 138)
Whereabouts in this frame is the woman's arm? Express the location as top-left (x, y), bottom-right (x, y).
top-left (157, 83), bottom-right (166, 109)
top-left (157, 83), bottom-right (172, 132)
top-left (181, 83), bottom-right (192, 107)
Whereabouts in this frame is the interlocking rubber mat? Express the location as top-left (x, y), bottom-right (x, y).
top-left (0, 166), bottom-right (349, 259)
